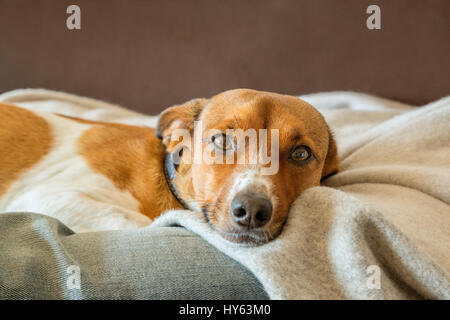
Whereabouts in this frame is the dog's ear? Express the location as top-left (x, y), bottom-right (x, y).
top-left (156, 98), bottom-right (208, 147)
top-left (321, 127), bottom-right (340, 181)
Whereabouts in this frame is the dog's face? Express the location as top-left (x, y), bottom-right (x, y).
top-left (157, 89), bottom-right (339, 245)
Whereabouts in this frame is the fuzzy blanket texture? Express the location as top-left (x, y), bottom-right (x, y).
top-left (1, 88), bottom-right (449, 299)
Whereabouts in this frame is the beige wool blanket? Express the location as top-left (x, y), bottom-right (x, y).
top-left (1, 88), bottom-right (449, 299)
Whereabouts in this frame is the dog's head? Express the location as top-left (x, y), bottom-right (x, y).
top-left (157, 89), bottom-right (339, 245)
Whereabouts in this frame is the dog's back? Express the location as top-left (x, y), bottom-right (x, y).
top-left (0, 103), bottom-right (179, 232)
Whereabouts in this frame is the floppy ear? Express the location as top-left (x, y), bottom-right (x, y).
top-left (156, 98), bottom-right (208, 147)
top-left (321, 127), bottom-right (340, 181)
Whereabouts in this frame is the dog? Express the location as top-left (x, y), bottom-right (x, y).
top-left (0, 89), bottom-right (339, 244)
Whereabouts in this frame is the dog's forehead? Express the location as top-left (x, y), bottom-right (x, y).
top-left (200, 89), bottom-right (326, 133)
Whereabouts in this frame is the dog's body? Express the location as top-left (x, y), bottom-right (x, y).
top-left (0, 89), bottom-right (339, 243)
top-left (0, 105), bottom-right (180, 232)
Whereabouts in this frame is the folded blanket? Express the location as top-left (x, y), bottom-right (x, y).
top-left (1, 88), bottom-right (449, 299)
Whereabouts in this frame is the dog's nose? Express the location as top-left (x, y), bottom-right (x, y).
top-left (230, 192), bottom-right (272, 229)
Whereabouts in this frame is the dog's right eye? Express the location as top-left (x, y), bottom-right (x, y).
top-left (211, 133), bottom-right (233, 151)
top-left (289, 145), bottom-right (312, 163)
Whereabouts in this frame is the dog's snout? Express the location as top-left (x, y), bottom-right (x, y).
top-left (230, 192), bottom-right (272, 229)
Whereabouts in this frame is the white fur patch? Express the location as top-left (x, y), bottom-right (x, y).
top-left (227, 169), bottom-right (278, 209)
top-left (0, 112), bottom-right (151, 232)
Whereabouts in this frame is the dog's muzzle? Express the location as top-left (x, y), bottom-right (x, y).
top-left (230, 191), bottom-right (272, 229)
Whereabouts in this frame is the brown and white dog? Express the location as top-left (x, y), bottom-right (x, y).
top-left (0, 89), bottom-right (339, 244)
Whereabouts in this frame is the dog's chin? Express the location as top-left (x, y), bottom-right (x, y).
top-left (216, 228), bottom-right (273, 246)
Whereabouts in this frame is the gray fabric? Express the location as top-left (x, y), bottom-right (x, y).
top-left (0, 212), bottom-right (268, 300)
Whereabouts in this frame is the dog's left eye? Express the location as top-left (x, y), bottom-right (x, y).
top-left (211, 133), bottom-right (233, 151)
top-left (290, 146), bottom-right (311, 162)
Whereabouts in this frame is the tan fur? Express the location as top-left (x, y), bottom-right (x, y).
top-left (157, 89), bottom-right (340, 242)
top-left (0, 103), bottom-right (53, 196)
top-left (0, 89), bottom-right (338, 243)
top-left (76, 122), bottom-right (182, 219)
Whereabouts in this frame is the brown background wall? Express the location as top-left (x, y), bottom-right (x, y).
top-left (0, 0), bottom-right (449, 114)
